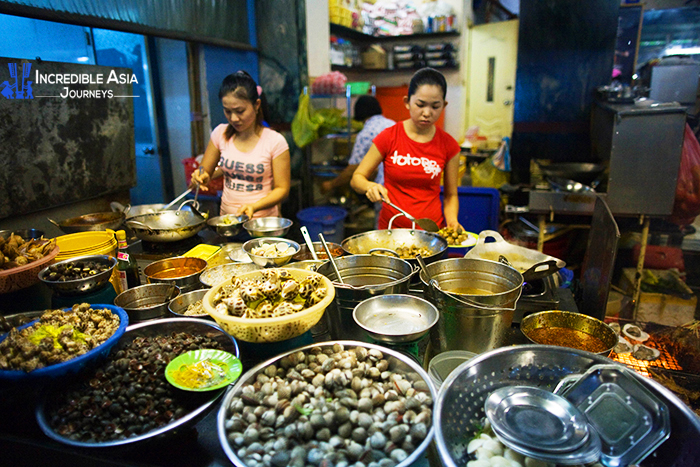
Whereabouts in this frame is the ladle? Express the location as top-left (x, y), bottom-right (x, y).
top-left (416, 254), bottom-right (440, 291)
top-left (382, 198), bottom-right (439, 232)
top-left (319, 233), bottom-right (344, 284)
top-left (300, 226), bottom-right (319, 261)
top-left (163, 188), bottom-right (193, 211)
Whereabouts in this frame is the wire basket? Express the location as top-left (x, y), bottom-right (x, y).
top-left (202, 268), bottom-right (335, 343)
top-left (434, 345), bottom-right (700, 467)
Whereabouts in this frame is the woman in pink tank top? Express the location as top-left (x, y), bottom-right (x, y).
top-left (191, 71), bottom-right (291, 219)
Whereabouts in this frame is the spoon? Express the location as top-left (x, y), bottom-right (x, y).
top-left (319, 233), bottom-right (344, 284)
top-left (165, 284), bottom-right (178, 302)
top-left (381, 198), bottom-right (440, 232)
top-left (300, 226), bottom-right (319, 261)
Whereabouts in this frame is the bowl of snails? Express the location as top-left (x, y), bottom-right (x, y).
top-left (202, 267), bottom-right (334, 343)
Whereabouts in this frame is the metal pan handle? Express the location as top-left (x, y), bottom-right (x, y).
top-left (475, 230), bottom-right (506, 246)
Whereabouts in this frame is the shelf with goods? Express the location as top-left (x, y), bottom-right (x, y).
top-left (301, 84), bottom-right (376, 208)
top-left (330, 24), bottom-right (460, 73)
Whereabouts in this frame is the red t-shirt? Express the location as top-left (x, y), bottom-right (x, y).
top-left (373, 122), bottom-right (461, 229)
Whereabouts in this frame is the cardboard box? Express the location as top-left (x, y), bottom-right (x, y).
top-left (362, 45), bottom-right (387, 70)
top-left (620, 268), bottom-right (697, 326)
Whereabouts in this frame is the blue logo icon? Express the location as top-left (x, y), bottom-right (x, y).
top-left (2, 63), bottom-right (33, 99)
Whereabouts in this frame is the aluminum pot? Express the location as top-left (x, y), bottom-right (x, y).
top-left (341, 228), bottom-right (447, 268)
top-left (317, 254), bottom-right (416, 341)
top-left (125, 210), bottom-right (205, 242)
top-left (143, 256), bottom-right (207, 293)
top-left (419, 258), bottom-right (523, 354)
top-left (114, 283), bottom-right (181, 322)
top-left (49, 211), bottom-right (125, 233)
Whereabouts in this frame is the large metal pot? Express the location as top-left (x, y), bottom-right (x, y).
top-left (420, 258), bottom-right (523, 354)
top-left (49, 211), bottom-right (125, 233)
top-left (125, 211), bottom-right (205, 242)
top-left (341, 229), bottom-right (447, 268)
top-left (317, 254), bottom-right (416, 341)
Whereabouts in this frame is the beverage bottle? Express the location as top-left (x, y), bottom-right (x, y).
top-left (116, 230), bottom-right (140, 291)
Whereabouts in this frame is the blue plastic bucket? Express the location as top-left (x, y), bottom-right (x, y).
top-left (297, 206), bottom-right (348, 244)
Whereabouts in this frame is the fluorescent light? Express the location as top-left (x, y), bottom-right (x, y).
top-left (76, 56), bottom-right (89, 62)
top-left (664, 46), bottom-right (700, 56)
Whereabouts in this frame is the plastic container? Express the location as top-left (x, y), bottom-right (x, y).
top-left (297, 206), bottom-right (347, 244)
top-left (428, 350), bottom-right (477, 389)
top-left (440, 186), bottom-right (500, 235)
top-left (347, 81), bottom-right (370, 95)
top-left (183, 157), bottom-right (224, 193)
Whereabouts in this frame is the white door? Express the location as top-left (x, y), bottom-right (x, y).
top-left (467, 20), bottom-right (519, 139)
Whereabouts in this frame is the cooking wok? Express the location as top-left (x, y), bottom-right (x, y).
top-left (110, 202), bottom-right (193, 219)
top-left (49, 211), bottom-right (125, 234)
top-left (125, 211), bottom-right (206, 242)
top-left (341, 229), bottom-right (447, 267)
top-left (537, 162), bottom-right (605, 185)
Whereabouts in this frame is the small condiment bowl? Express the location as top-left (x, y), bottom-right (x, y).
top-left (353, 294), bottom-right (439, 344)
top-left (115, 283), bottom-right (181, 322)
top-left (242, 238), bottom-right (300, 268)
top-left (165, 349), bottom-right (242, 391)
top-left (243, 217), bottom-right (292, 238)
top-left (207, 214), bottom-right (247, 239)
top-left (292, 241), bottom-right (343, 261)
top-left (520, 310), bottom-right (617, 356)
top-left (168, 289), bottom-right (210, 318)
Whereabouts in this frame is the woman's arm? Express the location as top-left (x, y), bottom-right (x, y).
top-left (237, 150), bottom-right (291, 218)
top-left (442, 152), bottom-right (462, 230)
top-left (351, 144), bottom-right (388, 202)
top-left (191, 140), bottom-right (221, 192)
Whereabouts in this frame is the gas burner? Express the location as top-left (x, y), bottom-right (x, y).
top-left (513, 274), bottom-right (560, 324)
top-left (141, 235), bottom-right (201, 254)
top-left (522, 279), bottom-right (546, 296)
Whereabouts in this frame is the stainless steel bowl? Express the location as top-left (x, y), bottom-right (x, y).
top-left (168, 288), bottom-right (210, 318)
top-left (143, 256), bottom-right (207, 292)
top-left (217, 341), bottom-right (436, 467)
top-left (199, 262), bottom-right (262, 288)
top-left (353, 294), bottom-right (439, 344)
top-left (242, 237), bottom-right (300, 268)
top-left (292, 241), bottom-right (343, 261)
top-left (38, 254), bottom-right (117, 296)
top-left (206, 214), bottom-right (247, 238)
top-left (243, 217), bottom-right (292, 237)
top-left (36, 317), bottom-right (239, 448)
top-left (114, 283), bottom-right (181, 322)
top-left (284, 259), bottom-right (326, 271)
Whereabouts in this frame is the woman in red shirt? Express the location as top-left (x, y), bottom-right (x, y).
top-left (351, 68), bottom-right (461, 230)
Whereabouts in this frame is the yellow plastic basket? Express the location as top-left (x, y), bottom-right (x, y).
top-left (203, 268), bottom-right (335, 343)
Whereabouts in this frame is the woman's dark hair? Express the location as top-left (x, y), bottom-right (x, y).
top-left (407, 67), bottom-right (447, 100)
top-left (219, 70), bottom-right (264, 140)
top-left (353, 95), bottom-right (383, 122)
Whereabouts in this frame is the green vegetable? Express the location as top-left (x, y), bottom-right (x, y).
top-left (28, 324), bottom-right (89, 350)
top-left (294, 403), bottom-right (313, 416)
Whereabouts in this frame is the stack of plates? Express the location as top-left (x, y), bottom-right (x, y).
top-left (56, 230), bottom-right (117, 260)
top-left (485, 386), bottom-right (602, 465)
top-left (486, 364), bottom-right (671, 466)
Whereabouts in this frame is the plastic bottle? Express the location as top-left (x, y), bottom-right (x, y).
top-left (116, 230), bottom-right (140, 291)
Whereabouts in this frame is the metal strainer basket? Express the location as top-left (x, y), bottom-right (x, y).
top-left (434, 345), bottom-right (700, 467)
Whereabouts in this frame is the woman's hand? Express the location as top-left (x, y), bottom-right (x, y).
top-left (237, 204), bottom-right (255, 219)
top-left (365, 182), bottom-right (389, 203)
top-left (446, 219), bottom-right (464, 232)
top-left (190, 167), bottom-right (211, 191)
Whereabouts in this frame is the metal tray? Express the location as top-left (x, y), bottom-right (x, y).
top-left (485, 386), bottom-right (590, 453)
top-left (556, 364), bottom-right (671, 466)
top-left (464, 230), bottom-right (565, 281)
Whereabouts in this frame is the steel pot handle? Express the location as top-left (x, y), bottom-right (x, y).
top-left (387, 213), bottom-right (416, 230)
top-left (47, 218), bottom-right (60, 228)
top-left (125, 219), bottom-right (155, 234)
top-left (433, 280), bottom-right (523, 312)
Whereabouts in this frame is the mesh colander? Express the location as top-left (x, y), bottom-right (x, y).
top-left (434, 345), bottom-right (700, 467)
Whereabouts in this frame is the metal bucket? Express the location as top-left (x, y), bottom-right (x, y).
top-left (317, 254), bottom-right (416, 341)
top-left (419, 258), bottom-right (523, 354)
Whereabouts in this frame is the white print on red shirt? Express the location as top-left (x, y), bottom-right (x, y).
top-left (389, 151), bottom-right (442, 179)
